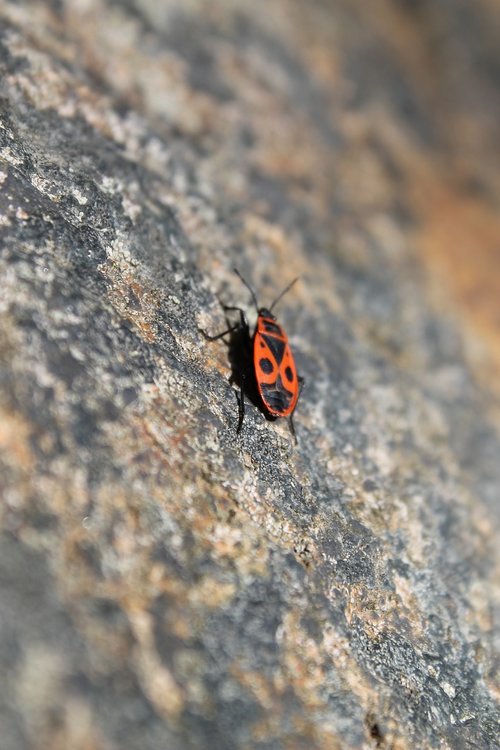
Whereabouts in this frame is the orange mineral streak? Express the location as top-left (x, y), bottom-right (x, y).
top-left (412, 169), bottom-right (500, 395)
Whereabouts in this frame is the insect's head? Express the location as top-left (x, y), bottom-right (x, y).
top-left (258, 307), bottom-right (275, 320)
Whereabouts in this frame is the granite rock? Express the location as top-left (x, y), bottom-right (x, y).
top-left (0, 1), bottom-right (499, 749)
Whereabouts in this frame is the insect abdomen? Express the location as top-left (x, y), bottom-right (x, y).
top-left (254, 322), bottom-right (298, 417)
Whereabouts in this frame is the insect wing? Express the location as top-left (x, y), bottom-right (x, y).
top-left (254, 317), bottom-right (298, 417)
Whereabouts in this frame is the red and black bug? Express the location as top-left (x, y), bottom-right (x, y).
top-left (202, 269), bottom-right (304, 442)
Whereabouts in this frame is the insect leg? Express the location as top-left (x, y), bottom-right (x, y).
top-left (201, 305), bottom-right (249, 340)
top-left (201, 304), bottom-right (250, 433)
top-left (225, 308), bottom-right (248, 434)
top-left (222, 306), bottom-right (249, 328)
top-left (199, 323), bottom-right (241, 341)
top-left (236, 373), bottom-right (245, 434)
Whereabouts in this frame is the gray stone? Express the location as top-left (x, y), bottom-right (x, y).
top-left (0, 1), bottom-right (499, 748)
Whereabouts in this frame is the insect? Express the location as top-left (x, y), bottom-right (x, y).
top-left (202, 269), bottom-right (304, 442)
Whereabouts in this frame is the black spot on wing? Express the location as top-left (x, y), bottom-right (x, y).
top-left (284, 365), bottom-right (294, 382)
top-left (260, 374), bottom-right (293, 413)
top-left (262, 334), bottom-right (286, 365)
top-left (259, 357), bottom-right (274, 374)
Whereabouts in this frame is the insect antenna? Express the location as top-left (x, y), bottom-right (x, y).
top-left (234, 268), bottom-right (259, 313)
top-left (269, 277), bottom-right (299, 312)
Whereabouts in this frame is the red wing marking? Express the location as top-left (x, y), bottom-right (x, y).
top-left (254, 329), bottom-right (298, 417)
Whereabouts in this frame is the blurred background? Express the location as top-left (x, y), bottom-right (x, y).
top-left (41, 0), bottom-right (500, 390)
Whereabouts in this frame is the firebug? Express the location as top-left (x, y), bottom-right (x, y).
top-left (202, 269), bottom-right (304, 442)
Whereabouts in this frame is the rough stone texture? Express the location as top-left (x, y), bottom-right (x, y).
top-left (1, 1), bottom-right (499, 749)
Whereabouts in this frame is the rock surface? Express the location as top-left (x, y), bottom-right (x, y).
top-left (1, 1), bottom-right (499, 748)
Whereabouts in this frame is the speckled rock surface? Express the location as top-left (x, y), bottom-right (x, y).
top-left (1, 1), bottom-right (499, 749)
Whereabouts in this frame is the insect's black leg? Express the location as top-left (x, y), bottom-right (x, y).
top-left (236, 373), bottom-right (245, 434)
top-left (199, 323), bottom-right (241, 341)
top-left (200, 306), bottom-right (248, 340)
top-left (222, 306), bottom-right (249, 328)
top-left (201, 304), bottom-right (250, 433)
top-left (289, 413), bottom-right (298, 444)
